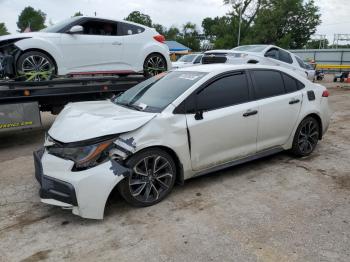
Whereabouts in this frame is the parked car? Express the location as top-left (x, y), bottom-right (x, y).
top-left (34, 64), bottom-right (330, 219)
top-left (202, 45), bottom-right (310, 79)
top-left (0, 16), bottom-right (171, 81)
top-left (172, 53), bottom-right (203, 69)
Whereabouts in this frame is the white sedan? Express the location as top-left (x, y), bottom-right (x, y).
top-left (203, 45), bottom-right (311, 79)
top-left (0, 16), bottom-right (171, 81)
top-left (172, 53), bottom-right (203, 69)
top-left (34, 64), bottom-right (330, 219)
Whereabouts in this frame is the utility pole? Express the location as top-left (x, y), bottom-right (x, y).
top-left (237, 5), bottom-right (242, 46)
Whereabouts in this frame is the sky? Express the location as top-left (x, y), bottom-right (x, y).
top-left (0, 0), bottom-right (349, 43)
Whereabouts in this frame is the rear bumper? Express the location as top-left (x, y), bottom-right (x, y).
top-left (33, 148), bottom-right (127, 219)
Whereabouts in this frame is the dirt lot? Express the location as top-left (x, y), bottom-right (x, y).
top-left (0, 78), bottom-right (349, 262)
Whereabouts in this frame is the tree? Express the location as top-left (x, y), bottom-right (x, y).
top-left (0, 23), bottom-right (9, 36)
top-left (125, 11), bottom-right (152, 27)
top-left (177, 22), bottom-right (200, 51)
top-left (73, 11), bottom-right (83, 17)
top-left (153, 23), bottom-right (166, 35)
top-left (165, 26), bottom-right (180, 40)
top-left (243, 0), bottom-right (321, 49)
top-left (17, 6), bottom-right (46, 32)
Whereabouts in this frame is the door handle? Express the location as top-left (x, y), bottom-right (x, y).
top-left (243, 110), bottom-right (258, 117)
top-left (289, 99), bottom-right (300, 105)
top-left (112, 41), bottom-right (122, 45)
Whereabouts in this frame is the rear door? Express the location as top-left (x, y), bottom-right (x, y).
top-left (249, 69), bottom-right (303, 151)
top-left (185, 71), bottom-right (259, 171)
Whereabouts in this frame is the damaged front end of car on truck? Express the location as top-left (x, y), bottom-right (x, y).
top-left (0, 38), bottom-right (28, 80)
top-left (34, 134), bottom-right (139, 219)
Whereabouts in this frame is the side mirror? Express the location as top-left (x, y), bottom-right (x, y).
top-left (67, 25), bottom-right (83, 34)
top-left (194, 110), bottom-right (204, 120)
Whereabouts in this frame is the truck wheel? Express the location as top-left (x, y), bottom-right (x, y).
top-left (17, 51), bottom-right (56, 81)
top-left (118, 148), bottom-right (176, 207)
top-left (143, 53), bottom-right (167, 77)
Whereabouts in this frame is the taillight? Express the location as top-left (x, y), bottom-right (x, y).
top-left (153, 34), bottom-right (165, 43)
top-left (322, 90), bottom-right (330, 97)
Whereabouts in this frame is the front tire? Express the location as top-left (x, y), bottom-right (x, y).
top-left (291, 117), bottom-right (320, 157)
top-left (118, 148), bottom-right (176, 207)
top-left (143, 53), bottom-right (167, 77)
top-left (17, 51), bottom-right (56, 81)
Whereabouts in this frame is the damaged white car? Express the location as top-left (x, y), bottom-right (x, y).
top-left (34, 64), bottom-right (330, 219)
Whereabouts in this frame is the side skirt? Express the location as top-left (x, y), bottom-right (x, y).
top-left (193, 147), bottom-right (284, 178)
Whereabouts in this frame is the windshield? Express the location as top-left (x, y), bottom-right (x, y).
top-left (114, 71), bottom-right (207, 113)
top-left (233, 45), bottom-right (268, 52)
top-left (41, 17), bottom-right (81, 33)
top-left (178, 55), bottom-right (197, 62)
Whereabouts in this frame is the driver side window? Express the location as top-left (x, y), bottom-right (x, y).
top-left (80, 20), bottom-right (118, 36)
top-left (196, 72), bottom-right (250, 111)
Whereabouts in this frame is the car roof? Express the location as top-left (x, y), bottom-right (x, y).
top-left (80, 16), bottom-right (150, 29)
top-left (175, 63), bottom-right (307, 82)
top-left (176, 63), bottom-right (280, 73)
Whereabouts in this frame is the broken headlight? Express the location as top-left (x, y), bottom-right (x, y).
top-left (47, 140), bottom-right (114, 170)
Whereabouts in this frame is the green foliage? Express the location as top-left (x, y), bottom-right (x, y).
top-left (152, 23), bottom-right (166, 35)
top-left (17, 6), bottom-right (46, 32)
top-left (0, 23), bottom-right (9, 36)
top-left (125, 11), bottom-right (152, 27)
top-left (73, 11), bottom-right (83, 17)
top-left (246, 0), bottom-right (321, 49)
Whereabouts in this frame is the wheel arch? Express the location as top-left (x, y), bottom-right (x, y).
top-left (302, 113), bottom-right (323, 140)
top-left (144, 52), bottom-right (169, 70)
top-left (17, 48), bottom-right (58, 73)
top-left (131, 145), bottom-right (184, 185)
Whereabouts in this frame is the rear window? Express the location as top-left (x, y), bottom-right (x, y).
top-left (282, 73), bottom-right (298, 93)
top-left (251, 70), bottom-right (285, 99)
top-left (119, 22), bottom-right (145, 35)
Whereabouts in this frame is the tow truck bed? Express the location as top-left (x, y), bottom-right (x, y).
top-left (0, 75), bottom-right (146, 132)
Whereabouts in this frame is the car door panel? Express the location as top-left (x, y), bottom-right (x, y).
top-left (184, 72), bottom-right (258, 171)
top-left (186, 101), bottom-right (259, 171)
top-left (250, 69), bottom-right (303, 151)
top-left (59, 19), bottom-right (124, 73)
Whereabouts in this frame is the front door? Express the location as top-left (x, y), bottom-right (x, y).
top-left (60, 19), bottom-right (124, 73)
top-left (185, 72), bottom-right (259, 171)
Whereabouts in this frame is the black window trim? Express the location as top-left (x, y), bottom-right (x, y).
top-left (248, 69), bottom-right (305, 101)
top-left (173, 70), bottom-right (254, 114)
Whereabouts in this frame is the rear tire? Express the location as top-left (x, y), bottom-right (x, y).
top-left (290, 117), bottom-right (320, 157)
top-left (143, 53), bottom-right (167, 77)
top-left (17, 51), bottom-right (56, 81)
top-left (118, 148), bottom-right (176, 207)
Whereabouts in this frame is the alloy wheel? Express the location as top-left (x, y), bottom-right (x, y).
top-left (129, 155), bottom-right (174, 203)
top-left (297, 119), bottom-right (319, 155)
top-left (144, 55), bottom-right (166, 76)
top-left (21, 55), bottom-right (54, 81)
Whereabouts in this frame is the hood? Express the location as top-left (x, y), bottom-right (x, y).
top-left (0, 32), bottom-right (59, 42)
top-left (48, 100), bottom-right (157, 143)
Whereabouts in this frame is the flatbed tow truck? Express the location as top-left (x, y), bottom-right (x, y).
top-left (0, 75), bottom-right (146, 133)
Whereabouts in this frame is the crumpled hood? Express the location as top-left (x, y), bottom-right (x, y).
top-left (48, 100), bottom-right (157, 143)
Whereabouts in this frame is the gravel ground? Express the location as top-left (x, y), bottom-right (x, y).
top-left (0, 78), bottom-right (349, 262)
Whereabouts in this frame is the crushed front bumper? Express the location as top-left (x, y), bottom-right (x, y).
top-left (33, 148), bottom-right (128, 219)
top-left (0, 55), bottom-right (15, 78)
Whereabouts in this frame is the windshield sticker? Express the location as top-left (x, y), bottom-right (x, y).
top-left (178, 73), bottom-right (203, 81)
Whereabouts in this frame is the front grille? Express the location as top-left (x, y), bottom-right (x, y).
top-left (202, 54), bottom-right (227, 64)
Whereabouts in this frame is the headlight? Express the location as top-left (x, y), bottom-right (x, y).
top-left (47, 140), bottom-right (114, 170)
